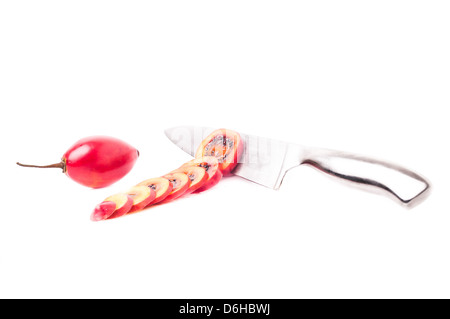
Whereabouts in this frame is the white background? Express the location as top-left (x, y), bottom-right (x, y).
top-left (0, 1), bottom-right (449, 299)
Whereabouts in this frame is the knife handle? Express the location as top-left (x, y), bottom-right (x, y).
top-left (300, 149), bottom-right (431, 208)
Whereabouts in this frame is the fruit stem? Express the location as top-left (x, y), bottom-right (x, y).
top-left (16, 161), bottom-right (66, 172)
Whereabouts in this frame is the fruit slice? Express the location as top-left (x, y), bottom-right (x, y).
top-left (125, 185), bottom-right (156, 213)
top-left (91, 193), bottom-right (133, 221)
top-left (195, 128), bottom-right (243, 176)
top-left (161, 172), bottom-right (191, 203)
top-left (170, 166), bottom-right (208, 194)
top-left (90, 201), bottom-right (116, 222)
top-left (136, 177), bottom-right (173, 205)
top-left (181, 156), bottom-right (222, 193)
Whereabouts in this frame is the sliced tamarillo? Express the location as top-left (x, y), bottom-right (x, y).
top-left (161, 172), bottom-right (191, 203)
top-left (181, 156), bottom-right (222, 193)
top-left (91, 193), bottom-right (133, 221)
top-left (125, 185), bottom-right (156, 213)
top-left (195, 128), bottom-right (243, 176)
top-left (170, 166), bottom-right (208, 194)
top-left (136, 177), bottom-right (173, 205)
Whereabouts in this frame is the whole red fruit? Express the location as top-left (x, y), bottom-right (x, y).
top-left (17, 136), bottom-right (139, 188)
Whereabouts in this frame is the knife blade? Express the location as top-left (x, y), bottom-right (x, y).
top-left (164, 126), bottom-right (431, 208)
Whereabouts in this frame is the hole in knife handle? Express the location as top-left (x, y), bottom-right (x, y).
top-left (301, 153), bottom-right (431, 208)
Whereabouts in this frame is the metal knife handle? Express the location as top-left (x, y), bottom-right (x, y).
top-left (301, 149), bottom-right (431, 208)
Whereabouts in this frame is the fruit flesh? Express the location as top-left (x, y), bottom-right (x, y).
top-left (204, 135), bottom-right (234, 159)
top-left (161, 172), bottom-right (191, 203)
top-left (181, 156), bottom-right (222, 193)
top-left (126, 186), bottom-right (156, 212)
top-left (136, 177), bottom-right (173, 205)
top-left (170, 166), bottom-right (208, 194)
top-left (195, 129), bottom-right (243, 176)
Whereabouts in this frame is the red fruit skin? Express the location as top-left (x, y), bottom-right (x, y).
top-left (63, 136), bottom-right (139, 188)
top-left (195, 169), bottom-right (222, 193)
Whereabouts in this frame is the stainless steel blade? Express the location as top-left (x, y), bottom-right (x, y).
top-left (164, 126), bottom-right (304, 190)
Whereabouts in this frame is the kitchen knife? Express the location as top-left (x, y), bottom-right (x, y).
top-left (164, 126), bottom-right (431, 208)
